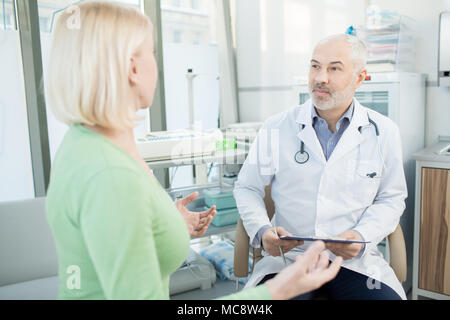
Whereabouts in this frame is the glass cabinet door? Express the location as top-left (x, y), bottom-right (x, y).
top-left (354, 91), bottom-right (389, 117)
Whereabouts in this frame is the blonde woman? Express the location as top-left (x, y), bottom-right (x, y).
top-left (45, 1), bottom-right (342, 300)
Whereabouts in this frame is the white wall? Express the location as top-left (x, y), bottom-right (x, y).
top-left (370, 0), bottom-right (450, 145)
top-left (234, 0), bottom-right (450, 146)
top-left (233, 0), bottom-right (366, 122)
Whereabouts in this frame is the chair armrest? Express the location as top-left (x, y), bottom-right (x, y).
top-left (234, 219), bottom-right (250, 278)
top-left (388, 224), bottom-right (407, 283)
top-left (233, 185), bottom-right (275, 278)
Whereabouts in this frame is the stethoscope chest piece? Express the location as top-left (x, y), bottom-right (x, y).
top-left (295, 124), bottom-right (309, 164)
top-left (294, 150), bottom-right (309, 164)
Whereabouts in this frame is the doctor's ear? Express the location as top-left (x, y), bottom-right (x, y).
top-left (355, 68), bottom-right (367, 88)
top-left (128, 57), bottom-right (139, 85)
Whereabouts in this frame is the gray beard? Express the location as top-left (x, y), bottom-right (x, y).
top-left (309, 76), bottom-right (357, 111)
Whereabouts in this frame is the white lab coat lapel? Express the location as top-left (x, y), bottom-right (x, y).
top-left (326, 100), bottom-right (370, 167)
top-left (296, 100), bottom-right (326, 164)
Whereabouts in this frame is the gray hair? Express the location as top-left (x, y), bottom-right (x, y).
top-left (315, 34), bottom-right (368, 73)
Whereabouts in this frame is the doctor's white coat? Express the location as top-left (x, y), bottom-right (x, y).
top-left (233, 99), bottom-right (407, 299)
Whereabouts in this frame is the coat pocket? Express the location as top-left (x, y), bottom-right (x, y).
top-left (348, 159), bottom-right (382, 205)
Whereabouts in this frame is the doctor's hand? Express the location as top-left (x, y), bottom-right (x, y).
top-left (265, 241), bottom-right (343, 300)
top-left (325, 230), bottom-right (364, 260)
top-left (175, 192), bottom-right (216, 238)
top-left (262, 227), bottom-right (303, 256)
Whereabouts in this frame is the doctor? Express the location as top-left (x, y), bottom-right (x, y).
top-left (234, 34), bottom-right (407, 300)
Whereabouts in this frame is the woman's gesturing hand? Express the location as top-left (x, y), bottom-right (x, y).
top-left (175, 192), bottom-right (217, 238)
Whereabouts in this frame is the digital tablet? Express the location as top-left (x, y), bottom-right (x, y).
top-left (279, 235), bottom-right (371, 244)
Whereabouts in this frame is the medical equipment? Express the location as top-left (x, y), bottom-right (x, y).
top-left (186, 69), bottom-right (220, 129)
top-left (273, 222), bottom-right (287, 266)
top-left (169, 248), bottom-right (216, 295)
top-left (438, 12), bottom-right (450, 87)
top-left (136, 129), bottom-right (221, 161)
top-left (352, 9), bottom-right (417, 73)
top-left (221, 122), bottom-right (263, 178)
top-left (358, 114), bottom-right (386, 179)
top-left (200, 240), bottom-right (250, 285)
top-left (203, 187), bottom-right (236, 209)
top-left (295, 114), bottom-right (382, 168)
top-left (209, 207), bottom-right (240, 227)
top-left (435, 142), bottom-right (450, 156)
top-left (221, 173), bottom-right (238, 186)
top-left (225, 122), bottom-right (263, 144)
top-left (185, 69), bottom-right (221, 185)
top-left (204, 187), bottom-right (239, 227)
top-left (416, 136), bottom-right (450, 159)
top-left (294, 124), bottom-right (309, 164)
top-left (205, 122), bottom-right (264, 181)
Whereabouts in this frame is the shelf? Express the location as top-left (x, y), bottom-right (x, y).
top-left (203, 223), bottom-right (237, 237)
top-left (145, 143), bottom-right (249, 259)
top-left (145, 146), bottom-right (250, 170)
top-left (166, 184), bottom-right (239, 238)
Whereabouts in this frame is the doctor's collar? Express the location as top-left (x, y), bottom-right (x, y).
top-left (311, 101), bottom-right (355, 126)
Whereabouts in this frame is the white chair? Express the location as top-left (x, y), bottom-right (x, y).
top-left (0, 197), bottom-right (59, 300)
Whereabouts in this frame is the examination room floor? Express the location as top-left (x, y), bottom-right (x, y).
top-left (170, 233), bottom-right (239, 300)
top-left (171, 279), bottom-right (237, 300)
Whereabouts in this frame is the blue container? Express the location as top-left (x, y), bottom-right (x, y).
top-left (208, 206), bottom-right (240, 227)
top-left (203, 187), bottom-right (237, 210)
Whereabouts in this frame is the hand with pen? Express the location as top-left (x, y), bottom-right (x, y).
top-left (262, 226), bottom-right (303, 257)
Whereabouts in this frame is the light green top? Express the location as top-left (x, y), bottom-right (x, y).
top-left (46, 124), bottom-right (271, 300)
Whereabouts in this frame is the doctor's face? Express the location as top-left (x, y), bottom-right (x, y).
top-left (308, 39), bottom-right (365, 111)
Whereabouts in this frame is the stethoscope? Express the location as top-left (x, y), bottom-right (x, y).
top-left (294, 124), bottom-right (309, 164)
top-left (294, 113), bottom-right (381, 166)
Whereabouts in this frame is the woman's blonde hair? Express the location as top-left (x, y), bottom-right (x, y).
top-left (45, 1), bottom-right (153, 130)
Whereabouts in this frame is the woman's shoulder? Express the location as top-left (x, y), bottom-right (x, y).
top-left (56, 125), bottom-right (143, 174)
top-left (48, 125), bottom-right (154, 204)
top-left (46, 126), bottom-right (159, 226)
